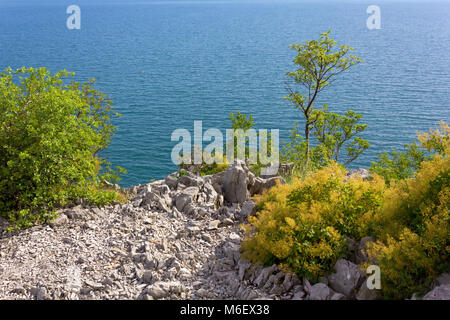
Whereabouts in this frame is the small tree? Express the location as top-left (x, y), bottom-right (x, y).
top-left (285, 31), bottom-right (363, 169)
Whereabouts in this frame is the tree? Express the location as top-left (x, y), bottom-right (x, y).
top-left (0, 67), bottom-right (125, 229)
top-left (285, 31), bottom-right (363, 169)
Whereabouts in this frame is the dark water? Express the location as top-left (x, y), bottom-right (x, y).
top-left (1, 0), bottom-right (449, 186)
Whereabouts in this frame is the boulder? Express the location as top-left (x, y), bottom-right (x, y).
top-left (239, 201), bottom-right (256, 220)
top-left (250, 176), bottom-right (286, 195)
top-left (328, 259), bottom-right (361, 297)
top-left (222, 160), bottom-right (249, 204)
top-left (178, 173), bottom-right (203, 188)
top-left (308, 283), bottom-right (332, 300)
top-left (210, 171), bottom-right (225, 194)
top-left (164, 174), bottom-right (178, 189)
top-left (174, 187), bottom-right (199, 212)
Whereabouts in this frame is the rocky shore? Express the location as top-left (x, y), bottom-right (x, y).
top-left (0, 160), bottom-right (448, 300)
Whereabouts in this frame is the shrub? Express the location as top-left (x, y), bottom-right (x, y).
top-left (242, 163), bottom-right (385, 280)
top-left (370, 121), bottom-right (449, 184)
top-left (0, 67), bottom-right (125, 230)
top-left (366, 151), bottom-right (449, 299)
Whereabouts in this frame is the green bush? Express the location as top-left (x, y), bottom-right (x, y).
top-left (0, 67), bottom-right (125, 230)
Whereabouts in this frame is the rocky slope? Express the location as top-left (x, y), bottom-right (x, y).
top-left (0, 160), bottom-right (447, 300)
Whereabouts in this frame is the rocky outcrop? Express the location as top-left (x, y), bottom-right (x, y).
top-left (222, 160), bottom-right (250, 205)
top-left (0, 161), bottom-right (291, 300)
top-left (0, 163), bottom-right (431, 301)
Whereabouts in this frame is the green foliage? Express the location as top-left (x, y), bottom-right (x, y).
top-left (285, 30), bottom-right (363, 168)
top-left (229, 111), bottom-right (254, 131)
top-left (228, 111), bottom-right (274, 176)
top-left (198, 157), bottom-right (229, 176)
top-left (313, 108), bottom-right (369, 165)
top-left (0, 67), bottom-right (125, 230)
top-left (370, 141), bottom-right (429, 184)
top-left (242, 163), bottom-right (385, 280)
top-left (281, 121), bottom-right (330, 176)
top-left (281, 108), bottom-right (369, 176)
top-left (370, 121), bottom-right (449, 184)
top-left (228, 111), bottom-right (257, 160)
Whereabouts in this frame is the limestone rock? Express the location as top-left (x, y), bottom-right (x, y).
top-left (328, 259), bottom-right (361, 297)
top-left (239, 201), bottom-right (256, 220)
top-left (422, 284), bottom-right (450, 300)
top-left (356, 280), bottom-right (379, 300)
top-left (222, 160), bottom-right (249, 205)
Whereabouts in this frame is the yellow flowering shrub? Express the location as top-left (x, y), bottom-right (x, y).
top-left (367, 153), bottom-right (449, 299)
top-left (242, 163), bottom-right (385, 279)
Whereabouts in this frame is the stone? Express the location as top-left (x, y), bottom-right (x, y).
top-left (201, 234), bottom-right (212, 243)
top-left (328, 259), bottom-right (361, 297)
top-left (50, 213), bottom-right (69, 227)
top-left (356, 280), bottom-right (379, 300)
top-left (330, 292), bottom-right (347, 300)
top-left (175, 187), bottom-right (199, 212)
top-left (10, 287), bottom-right (26, 295)
top-left (208, 220), bottom-right (221, 230)
top-left (303, 278), bottom-right (312, 294)
top-left (221, 218), bottom-right (234, 227)
top-left (282, 273), bottom-right (300, 292)
top-left (292, 289), bottom-right (306, 300)
top-left (254, 265), bottom-right (277, 288)
top-left (141, 271), bottom-right (153, 284)
top-left (30, 287), bottom-right (47, 300)
top-left (222, 160), bottom-right (249, 204)
top-left (147, 282), bottom-right (169, 300)
top-left (164, 175), bottom-right (178, 189)
top-left (179, 174), bottom-right (203, 188)
top-left (422, 284), bottom-right (450, 300)
top-left (85, 280), bottom-right (104, 291)
top-left (239, 201), bottom-right (256, 220)
top-left (228, 232), bottom-right (241, 243)
top-left (346, 168), bottom-right (371, 180)
top-left (308, 283), bottom-right (332, 300)
top-left (65, 206), bottom-right (85, 220)
top-left (261, 177), bottom-right (286, 192)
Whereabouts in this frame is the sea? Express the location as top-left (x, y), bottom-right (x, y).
top-left (1, 0), bottom-right (449, 187)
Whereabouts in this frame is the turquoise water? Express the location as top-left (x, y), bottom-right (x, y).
top-left (1, 0), bottom-right (449, 187)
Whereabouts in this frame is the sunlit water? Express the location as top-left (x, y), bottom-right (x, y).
top-left (1, 0), bottom-right (449, 186)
